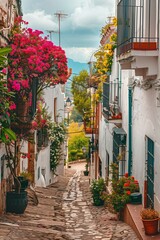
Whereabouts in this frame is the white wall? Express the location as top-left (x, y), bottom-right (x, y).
top-left (119, 68), bottom-right (160, 210)
top-left (132, 85), bottom-right (160, 210)
top-left (35, 85), bottom-right (65, 187)
top-left (20, 141), bottom-right (28, 173)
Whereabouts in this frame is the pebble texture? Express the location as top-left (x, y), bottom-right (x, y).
top-left (0, 163), bottom-right (138, 239)
top-left (63, 167), bottom-right (138, 240)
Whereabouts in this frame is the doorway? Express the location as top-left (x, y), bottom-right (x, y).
top-left (146, 136), bottom-right (154, 208)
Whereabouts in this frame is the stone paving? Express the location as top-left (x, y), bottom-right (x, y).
top-left (62, 165), bottom-right (138, 240)
top-left (0, 163), bottom-right (139, 239)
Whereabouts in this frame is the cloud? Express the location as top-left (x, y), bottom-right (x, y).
top-left (23, 10), bottom-right (58, 32)
top-left (22, 0), bottom-right (115, 62)
top-left (70, 3), bottom-right (112, 30)
top-left (64, 47), bottom-right (98, 63)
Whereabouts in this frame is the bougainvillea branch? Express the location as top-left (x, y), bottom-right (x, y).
top-left (8, 17), bottom-right (68, 98)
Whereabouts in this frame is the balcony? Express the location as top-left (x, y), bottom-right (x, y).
top-left (84, 121), bottom-right (97, 135)
top-left (102, 81), bottom-right (122, 124)
top-left (117, 0), bottom-right (159, 80)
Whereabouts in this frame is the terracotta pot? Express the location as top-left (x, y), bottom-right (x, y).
top-left (142, 218), bottom-right (159, 235)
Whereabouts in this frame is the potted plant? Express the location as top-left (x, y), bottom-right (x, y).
top-left (141, 208), bottom-right (159, 235)
top-left (18, 171), bottom-right (33, 191)
top-left (5, 139), bottom-right (30, 214)
top-left (83, 163), bottom-right (89, 176)
top-left (90, 178), bottom-right (106, 206)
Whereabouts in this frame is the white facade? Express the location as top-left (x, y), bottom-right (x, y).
top-left (99, 0), bottom-right (160, 211)
top-left (35, 85), bottom-right (65, 187)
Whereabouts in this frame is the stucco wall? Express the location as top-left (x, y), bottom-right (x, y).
top-left (35, 85), bottom-right (65, 187)
top-left (132, 85), bottom-right (160, 211)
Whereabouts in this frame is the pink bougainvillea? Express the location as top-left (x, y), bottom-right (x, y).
top-left (8, 17), bottom-right (68, 97)
top-left (31, 96), bottom-right (50, 130)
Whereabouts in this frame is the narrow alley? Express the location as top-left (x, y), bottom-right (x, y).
top-left (0, 162), bottom-right (138, 240)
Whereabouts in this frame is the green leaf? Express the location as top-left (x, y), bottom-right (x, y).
top-left (0, 47), bottom-right (11, 56)
top-left (3, 128), bottom-right (17, 141)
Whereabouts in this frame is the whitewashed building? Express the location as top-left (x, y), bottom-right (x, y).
top-left (99, 0), bottom-right (160, 211)
top-left (35, 85), bottom-right (65, 187)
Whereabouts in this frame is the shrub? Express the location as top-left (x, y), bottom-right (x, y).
top-left (76, 152), bottom-right (84, 159)
top-left (102, 163), bottom-right (140, 213)
top-left (90, 178), bottom-right (106, 206)
top-left (69, 150), bottom-right (77, 161)
top-left (102, 191), bottom-right (130, 213)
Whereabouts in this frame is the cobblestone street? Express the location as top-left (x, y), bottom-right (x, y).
top-left (0, 162), bottom-right (138, 239)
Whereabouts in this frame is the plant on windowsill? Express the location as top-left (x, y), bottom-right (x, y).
top-left (141, 208), bottom-right (159, 236)
top-left (90, 178), bottom-right (106, 206)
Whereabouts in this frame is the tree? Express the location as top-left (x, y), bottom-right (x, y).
top-left (2, 17), bottom-right (69, 193)
top-left (68, 122), bottom-right (89, 161)
top-left (71, 70), bottom-right (91, 122)
top-left (70, 107), bottom-right (83, 123)
top-left (8, 17), bottom-right (68, 99)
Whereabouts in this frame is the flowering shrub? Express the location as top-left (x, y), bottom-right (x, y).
top-left (90, 178), bottom-right (106, 206)
top-left (95, 17), bottom-right (117, 76)
top-left (94, 43), bottom-right (116, 76)
top-left (90, 18), bottom-right (117, 102)
top-left (7, 16), bottom-right (68, 123)
top-left (31, 96), bottom-right (50, 130)
top-left (48, 122), bottom-right (66, 174)
top-left (102, 163), bottom-right (140, 213)
top-left (8, 17), bottom-right (68, 98)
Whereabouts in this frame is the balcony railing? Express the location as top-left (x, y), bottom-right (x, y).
top-left (103, 80), bottom-right (122, 121)
top-left (117, 0), bottom-right (159, 56)
top-left (84, 120), bottom-right (97, 134)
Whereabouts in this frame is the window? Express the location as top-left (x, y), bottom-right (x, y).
top-left (103, 79), bottom-right (121, 120)
top-left (37, 128), bottom-right (49, 149)
top-left (113, 128), bottom-right (126, 177)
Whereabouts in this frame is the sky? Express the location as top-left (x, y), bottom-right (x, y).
top-left (21, 0), bottom-right (115, 63)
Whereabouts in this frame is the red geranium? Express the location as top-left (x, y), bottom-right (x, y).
top-left (124, 173), bottom-right (128, 177)
top-left (126, 190), bottom-right (131, 195)
top-left (124, 182), bottom-right (130, 187)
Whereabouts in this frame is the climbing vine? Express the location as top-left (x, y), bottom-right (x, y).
top-left (93, 17), bottom-right (117, 102)
top-left (48, 122), bottom-right (66, 174)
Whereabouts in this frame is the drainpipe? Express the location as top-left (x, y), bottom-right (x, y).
top-left (118, 63), bottom-right (121, 106)
top-left (128, 86), bottom-right (132, 176)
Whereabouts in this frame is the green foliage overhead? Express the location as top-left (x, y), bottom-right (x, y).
top-left (71, 70), bottom-right (91, 121)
